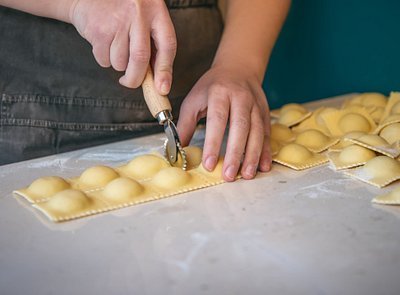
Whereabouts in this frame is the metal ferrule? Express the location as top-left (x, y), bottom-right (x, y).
top-left (156, 110), bottom-right (173, 125)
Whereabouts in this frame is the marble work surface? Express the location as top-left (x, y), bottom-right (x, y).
top-left (1, 94), bottom-right (399, 295)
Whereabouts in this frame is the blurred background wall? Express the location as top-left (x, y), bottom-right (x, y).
top-left (264, 0), bottom-right (400, 109)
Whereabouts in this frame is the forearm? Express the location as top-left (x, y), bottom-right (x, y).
top-left (214, 0), bottom-right (291, 82)
top-left (0, 0), bottom-right (75, 22)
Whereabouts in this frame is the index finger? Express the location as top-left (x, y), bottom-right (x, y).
top-left (203, 93), bottom-right (230, 173)
top-left (151, 5), bottom-right (177, 95)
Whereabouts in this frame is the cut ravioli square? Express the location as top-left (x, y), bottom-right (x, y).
top-left (328, 144), bottom-right (376, 170)
top-left (344, 156), bottom-right (400, 188)
top-left (328, 131), bottom-right (366, 152)
top-left (273, 143), bottom-right (328, 170)
top-left (372, 186), bottom-right (400, 205)
top-left (346, 134), bottom-right (400, 158)
top-left (320, 109), bottom-right (376, 137)
top-left (294, 129), bottom-right (339, 153)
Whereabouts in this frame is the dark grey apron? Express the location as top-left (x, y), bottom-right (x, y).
top-left (0, 0), bottom-right (222, 165)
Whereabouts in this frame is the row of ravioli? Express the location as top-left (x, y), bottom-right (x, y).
top-left (15, 146), bottom-right (226, 221)
top-left (270, 92), bottom-right (400, 205)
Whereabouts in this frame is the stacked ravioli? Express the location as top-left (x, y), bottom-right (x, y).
top-left (271, 92), bottom-right (400, 205)
top-left (14, 146), bottom-right (228, 222)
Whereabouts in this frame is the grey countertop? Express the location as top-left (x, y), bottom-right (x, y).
top-left (1, 95), bottom-right (399, 295)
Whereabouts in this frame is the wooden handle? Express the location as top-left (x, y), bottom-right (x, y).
top-left (142, 66), bottom-right (172, 118)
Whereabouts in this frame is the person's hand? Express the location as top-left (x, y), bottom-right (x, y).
top-left (69, 0), bottom-right (177, 94)
top-left (177, 64), bottom-right (272, 182)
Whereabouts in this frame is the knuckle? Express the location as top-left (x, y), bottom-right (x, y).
top-left (88, 25), bottom-right (112, 43)
top-left (164, 35), bottom-right (177, 53)
top-left (209, 82), bottom-right (229, 96)
top-left (231, 116), bottom-right (250, 130)
top-left (157, 62), bottom-right (173, 74)
top-left (208, 110), bottom-right (228, 125)
top-left (130, 49), bottom-right (150, 64)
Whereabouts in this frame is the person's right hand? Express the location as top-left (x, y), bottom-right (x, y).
top-left (69, 0), bottom-right (177, 94)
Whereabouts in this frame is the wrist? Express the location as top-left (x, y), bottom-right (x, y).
top-left (55, 0), bottom-right (77, 23)
top-left (212, 53), bottom-right (268, 84)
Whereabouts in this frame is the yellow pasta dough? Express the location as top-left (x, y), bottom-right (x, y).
top-left (344, 156), bottom-right (400, 188)
top-left (278, 109), bottom-right (311, 127)
top-left (328, 131), bottom-right (366, 151)
top-left (368, 106), bottom-right (385, 123)
top-left (273, 143), bottom-right (328, 170)
top-left (270, 123), bottom-right (295, 143)
top-left (343, 93), bottom-right (387, 110)
top-left (103, 177), bottom-right (144, 201)
top-left (280, 103), bottom-right (308, 114)
top-left (181, 146), bottom-right (203, 169)
top-left (15, 146), bottom-right (232, 222)
top-left (121, 154), bottom-right (169, 179)
top-left (292, 107), bottom-right (334, 135)
top-left (392, 101), bottom-right (400, 114)
top-left (271, 103), bottom-right (307, 118)
top-left (379, 123), bottom-right (400, 144)
top-left (347, 134), bottom-right (400, 158)
top-left (328, 144), bottom-right (376, 170)
top-left (339, 113), bottom-right (371, 134)
top-left (321, 109), bottom-right (376, 137)
top-left (379, 92), bottom-right (400, 124)
top-left (372, 186), bottom-right (400, 205)
top-left (78, 165), bottom-right (119, 189)
top-left (152, 167), bottom-right (192, 189)
top-left (270, 139), bottom-right (281, 156)
top-left (24, 176), bottom-right (70, 202)
top-left (46, 189), bottom-right (91, 214)
top-left (294, 129), bottom-right (338, 152)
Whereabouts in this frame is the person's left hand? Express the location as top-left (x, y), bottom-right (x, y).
top-left (177, 64), bottom-right (272, 182)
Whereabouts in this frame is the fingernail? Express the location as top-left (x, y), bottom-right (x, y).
top-left (225, 165), bottom-right (237, 180)
top-left (204, 156), bottom-right (217, 171)
top-left (260, 161), bottom-right (271, 172)
top-left (245, 165), bottom-right (257, 177)
top-left (119, 76), bottom-right (126, 85)
top-left (161, 81), bottom-right (170, 95)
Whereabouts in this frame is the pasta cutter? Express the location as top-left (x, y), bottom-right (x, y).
top-left (142, 66), bottom-right (187, 170)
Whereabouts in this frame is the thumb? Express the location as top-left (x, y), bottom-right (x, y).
top-left (177, 98), bottom-right (199, 147)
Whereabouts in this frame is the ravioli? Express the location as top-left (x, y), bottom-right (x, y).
top-left (271, 103), bottom-right (312, 127)
top-left (328, 131), bottom-right (366, 152)
top-left (273, 143), bottom-right (328, 170)
top-left (78, 165), bottom-right (119, 189)
top-left (321, 109), bottom-right (376, 137)
top-left (344, 156), bottom-right (400, 188)
top-left (119, 154), bottom-right (169, 180)
top-left (270, 123), bottom-right (295, 143)
top-left (372, 186), bottom-right (400, 205)
top-left (328, 144), bottom-right (376, 170)
top-left (22, 176), bottom-right (71, 202)
top-left (103, 178), bottom-right (144, 202)
top-left (294, 129), bottom-right (339, 153)
top-left (379, 123), bottom-right (400, 144)
top-left (347, 134), bottom-right (400, 158)
top-left (15, 146), bottom-right (232, 222)
top-left (292, 107), bottom-right (334, 135)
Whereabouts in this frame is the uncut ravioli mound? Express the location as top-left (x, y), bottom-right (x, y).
top-left (15, 146), bottom-right (232, 222)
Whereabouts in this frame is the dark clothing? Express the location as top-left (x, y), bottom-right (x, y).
top-left (0, 0), bottom-right (222, 165)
